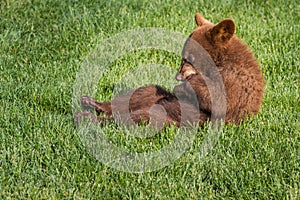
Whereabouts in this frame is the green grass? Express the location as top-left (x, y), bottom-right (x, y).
top-left (0, 0), bottom-right (299, 199)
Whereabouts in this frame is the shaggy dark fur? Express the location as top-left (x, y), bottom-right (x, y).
top-left (75, 13), bottom-right (264, 127)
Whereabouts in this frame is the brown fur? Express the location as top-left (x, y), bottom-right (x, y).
top-left (75, 13), bottom-right (264, 127)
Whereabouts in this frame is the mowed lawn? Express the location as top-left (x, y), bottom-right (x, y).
top-left (0, 0), bottom-right (299, 199)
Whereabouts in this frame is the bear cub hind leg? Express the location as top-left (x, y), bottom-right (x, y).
top-left (78, 85), bottom-right (180, 126)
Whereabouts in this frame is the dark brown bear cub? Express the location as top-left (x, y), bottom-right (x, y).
top-left (76, 13), bottom-right (264, 127)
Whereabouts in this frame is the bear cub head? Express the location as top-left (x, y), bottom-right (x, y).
top-left (176, 13), bottom-right (236, 81)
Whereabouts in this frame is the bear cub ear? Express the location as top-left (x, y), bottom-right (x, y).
top-left (210, 19), bottom-right (235, 43)
top-left (195, 13), bottom-right (207, 26)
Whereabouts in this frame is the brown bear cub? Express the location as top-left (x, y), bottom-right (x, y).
top-left (76, 13), bottom-right (264, 127)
